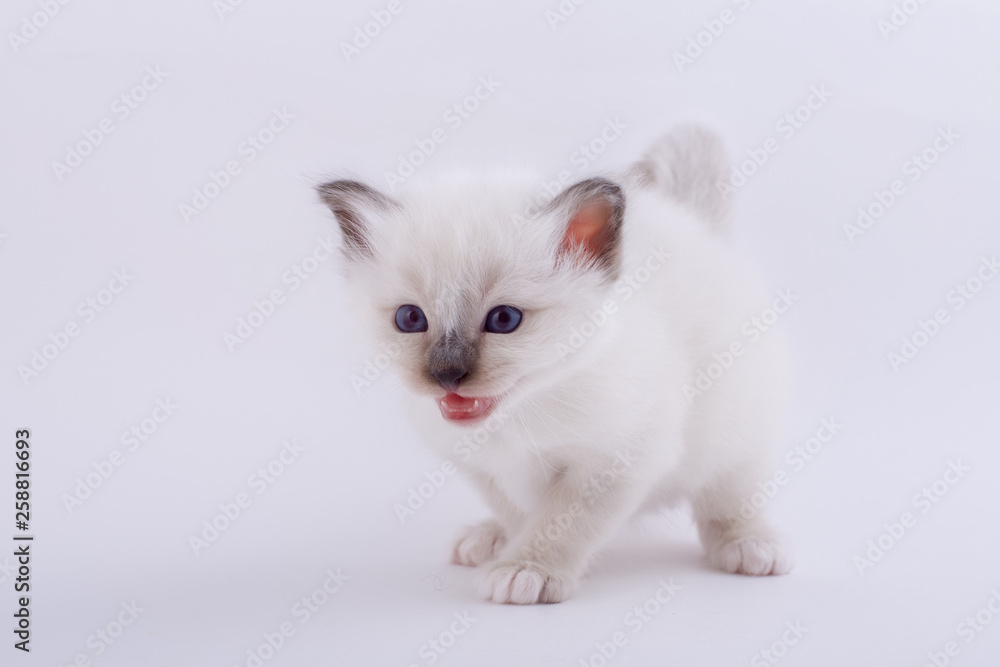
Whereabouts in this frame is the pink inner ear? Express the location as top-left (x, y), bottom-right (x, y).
top-left (562, 200), bottom-right (613, 260)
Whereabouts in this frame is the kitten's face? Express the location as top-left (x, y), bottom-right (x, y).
top-left (319, 173), bottom-right (624, 424)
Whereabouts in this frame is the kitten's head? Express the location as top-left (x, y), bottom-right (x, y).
top-left (318, 171), bottom-right (625, 425)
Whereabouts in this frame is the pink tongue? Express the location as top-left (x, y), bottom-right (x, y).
top-left (438, 393), bottom-right (493, 421)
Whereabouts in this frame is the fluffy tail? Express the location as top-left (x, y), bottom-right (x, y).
top-left (631, 125), bottom-right (732, 232)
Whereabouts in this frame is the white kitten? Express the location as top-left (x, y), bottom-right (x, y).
top-left (318, 126), bottom-right (793, 604)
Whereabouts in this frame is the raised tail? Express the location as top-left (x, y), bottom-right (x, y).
top-left (630, 125), bottom-right (732, 232)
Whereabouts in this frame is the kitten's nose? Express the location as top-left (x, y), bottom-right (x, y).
top-left (432, 367), bottom-right (468, 392)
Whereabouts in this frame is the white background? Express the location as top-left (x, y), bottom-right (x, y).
top-left (2, 0), bottom-right (1000, 665)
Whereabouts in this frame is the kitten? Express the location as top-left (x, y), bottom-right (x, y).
top-left (318, 126), bottom-right (793, 604)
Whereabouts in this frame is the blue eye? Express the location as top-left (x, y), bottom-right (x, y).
top-left (484, 305), bottom-right (522, 334)
top-left (394, 305), bottom-right (428, 333)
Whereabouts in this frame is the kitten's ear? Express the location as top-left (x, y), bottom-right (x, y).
top-left (316, 179), bottom-right (399, 259)
top-left (549, 178), bottom-right (625, 274)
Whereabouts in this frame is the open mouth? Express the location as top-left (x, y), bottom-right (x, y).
top-left (438, 393), bottom-right (495, 422)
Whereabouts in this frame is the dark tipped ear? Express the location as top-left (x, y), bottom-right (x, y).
top-left (548, 178), bottom-right (625, 274)
top-left (316, 179), bottom-right (399, 259)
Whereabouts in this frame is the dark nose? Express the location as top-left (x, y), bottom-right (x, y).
top-left (432, 367), bottom-right (468, 392)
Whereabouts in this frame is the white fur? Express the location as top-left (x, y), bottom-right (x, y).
top-left (327, 127), bottom-right (793, 604)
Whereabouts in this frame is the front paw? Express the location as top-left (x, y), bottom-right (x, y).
top-left (478, 560), bottom-right (574, 604)
top-left (451, 520), bottom-right (506, 567)
top-left (710, 535), bottom-right (794, 576)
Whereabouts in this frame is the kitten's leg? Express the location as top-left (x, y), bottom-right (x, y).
top-left (451, 471), bottom-right (526, 567)
top-left (479, 453), bottom-right (653, 604)
top-left (452, 519), bottom-right (506, 567)
top-left (692, 469), bottom-right (794, 576)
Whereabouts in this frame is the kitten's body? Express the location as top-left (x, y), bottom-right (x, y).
top-left (320, 127), bottom-right (792, 604)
